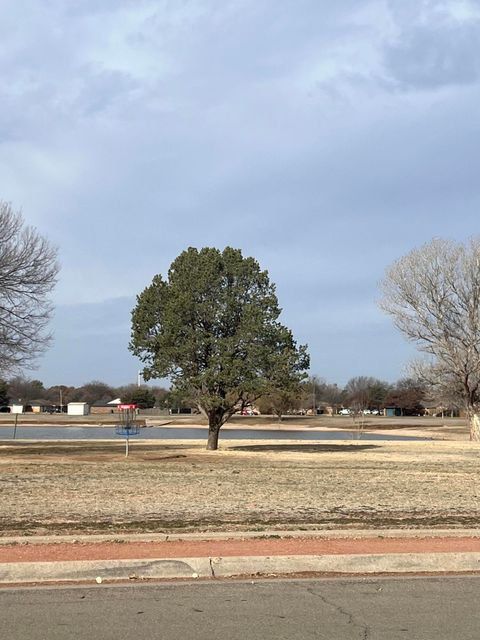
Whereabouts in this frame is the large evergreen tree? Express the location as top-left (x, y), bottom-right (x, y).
top-left (121, 387), bottom-right (156, 409)
top-left (130, 247), bottom-right (309, 449)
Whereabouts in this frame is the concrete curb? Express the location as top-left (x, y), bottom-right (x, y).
top-left (211, 552), bottom-right (480, 577)
top-left (0, 557), bottom-right (212, 583)
top-left (2, 529), bottom-right (480, 546)
top-left (2, 552), bottom-right (480, 584)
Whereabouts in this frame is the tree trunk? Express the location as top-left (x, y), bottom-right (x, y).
top-left (469, 413), bottom-right (480, 441)
top-left (206, 410), bottom-right (224, 450)
top-left (206, 427), bottom-right (220, 450)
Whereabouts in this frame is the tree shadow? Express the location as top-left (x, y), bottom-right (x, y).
top-left (0, 442), bottom-right (197, 456)
top-left (229, 443), bottom-right (379, 453)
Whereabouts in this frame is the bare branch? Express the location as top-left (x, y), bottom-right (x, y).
top-left (380, 237), bottom-right (480, 439)
top-left (0, 202), bottom-right (59, 375)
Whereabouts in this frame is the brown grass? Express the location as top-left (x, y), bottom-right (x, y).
top-left (0, 437), bottom-right (479, 536)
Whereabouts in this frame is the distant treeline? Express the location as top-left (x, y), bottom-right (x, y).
top-left (0, 374), bottom-right (438, 415)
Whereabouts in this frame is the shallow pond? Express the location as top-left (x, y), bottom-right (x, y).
top-left (0, 426), bottom-right (429, 442)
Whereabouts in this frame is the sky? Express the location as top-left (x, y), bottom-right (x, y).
top-left (1, 0), bottom-right (480, 388)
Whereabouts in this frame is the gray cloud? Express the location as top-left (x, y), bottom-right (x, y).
top-left (385, 21), bottom-right (480, 89)
top-left (384, 0), bottom-right (480, 89)
top-left (2, 0), bottom-right (480, 386)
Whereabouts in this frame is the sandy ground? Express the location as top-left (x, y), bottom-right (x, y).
top-left (0, 434), bottom-right (479, 536)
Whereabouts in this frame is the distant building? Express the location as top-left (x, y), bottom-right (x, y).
top-left (67, 402), bottom-right (89, 416)
top-left (90, 398), bottom-right (122, 414)
top-left (29, 400), bottom-right (58, 413)
top-left (384, 407), bottom-right (403, 417)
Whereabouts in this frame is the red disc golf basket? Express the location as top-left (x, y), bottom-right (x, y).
top-left (115, 404), bottom-right (140, 456)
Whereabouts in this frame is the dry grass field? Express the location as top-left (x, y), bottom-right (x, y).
top-left (0, 425), bottom-right (479, 536)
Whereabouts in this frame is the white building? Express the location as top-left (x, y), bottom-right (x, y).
top-left (67, 402), bottom-right (89, 416)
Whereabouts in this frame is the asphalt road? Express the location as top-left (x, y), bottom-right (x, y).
top-left (1, 576), bottom-right (479, 639)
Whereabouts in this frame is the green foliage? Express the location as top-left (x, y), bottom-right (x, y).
top-left (163, 388), bottom-right (192, 412)
top-left (130, 247), bottom-right (309, 448)
top-left (121, 386), bottom-right (156, 409)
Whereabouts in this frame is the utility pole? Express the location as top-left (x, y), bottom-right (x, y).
top-left (137, 371), bottom-right (142, 387)
top-left (312, 375), bottom-right (317, 415)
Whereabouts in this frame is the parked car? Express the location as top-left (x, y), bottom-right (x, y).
top-left (338, 408), bottom-right (351, 415)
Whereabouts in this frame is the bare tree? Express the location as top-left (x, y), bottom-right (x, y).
top-left (384, 377), bottom-right (426, 416)
top-left (257, 388), bottom-right (301, 421)
top-left (0, 202), bottom-right (59, 375)
top-left (380, 238), bottom-right (480, 440)
top-left (69, 380), bottom-right (115, 405)
top-left (344, 376), bottom-right (390, 413)
top-left (301, 377), bottom-right (343, 414)
top-left (7, 376), bottom-right (46, 405)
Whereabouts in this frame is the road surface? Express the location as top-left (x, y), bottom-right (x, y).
top-left (1, 576), bottom-right (478, 639)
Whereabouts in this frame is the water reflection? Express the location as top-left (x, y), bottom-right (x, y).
top-left (0, 426), bottom-right (428, 442)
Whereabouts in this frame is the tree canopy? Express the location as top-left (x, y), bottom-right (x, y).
top-left (121, 386), bottom-right (156, 409)
top-left (129, 247), bottom-right (309, 449)
top-left (380, 237), bottom-right (480, 439)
